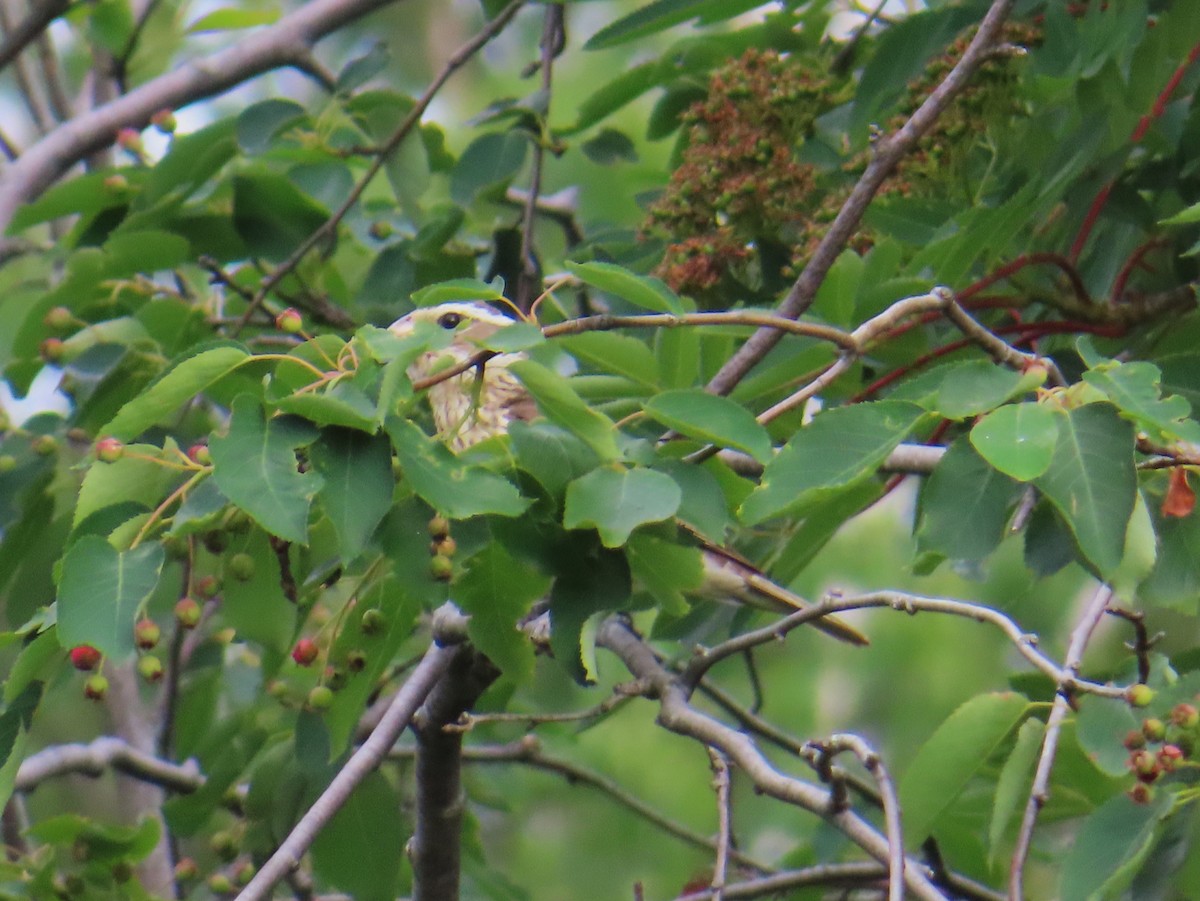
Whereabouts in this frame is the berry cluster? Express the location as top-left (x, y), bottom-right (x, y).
top-left (428, 513), bottom-right (456, 582)
top-left (1122, 688), bottom-right (1199, 804)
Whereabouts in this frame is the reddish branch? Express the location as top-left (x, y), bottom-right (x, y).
top-left (1069, 40), bottom-right (1200, 262)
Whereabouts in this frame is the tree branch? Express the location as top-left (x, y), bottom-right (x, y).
top-left (705, 0), bottom-right (1018, 396)
top-left (0, 0), bottom-right (413, 238)
top-left (16, 736), bottom-right (203, 794)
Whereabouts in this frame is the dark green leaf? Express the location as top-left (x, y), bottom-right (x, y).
top-left (232, 172), bottom-right (330, 261)
top-left (236, 99), bottom-right (307, 154)
top-left (57, 537), bottom-right (164, 661)
top-left (449, 132), bottom-right (528, 204)
top-left (644, 389), bottom-right (773, 463)
top-left (916, 438), bottom-right (1021, 563)
top-left (508, 359), bottom-right (620, 461)
top-left (563, 467), bottom-right (681, 547)
top-left (1059, 792), bottom-right (1173, 901)
top-left (310, 772), bottom-right (403, 901)
top-left (310, 429), bottom-right (394, 559)
top-left (626, 533), bottom-right (702, 616)
top-left (221, 532), bottom-right (296, 653)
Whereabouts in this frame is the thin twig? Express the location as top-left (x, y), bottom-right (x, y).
top-left (1008, 584), bottom-right (1114, 901)
top-left (235, 0), bottom-right (528, 333)
top-left (389, 736), bottom-right (774, 874)
top-left (804, 735), bottom-right (903, 901)
top-left (707, 748), bottom-right (731, 901)
top-left (706, 0), bottom-right (1018, 396)
top-left (235, 626), bottom-right (463, 901)
top-left (1105, 606), bottom-right (1155, 685)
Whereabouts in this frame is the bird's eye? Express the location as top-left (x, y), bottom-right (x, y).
top-left (437, 312), bottom-right (463, 329)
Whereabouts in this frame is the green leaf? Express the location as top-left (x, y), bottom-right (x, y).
top-left (455, 542), bottom-right (551, 683)
top-left (549, 536), bottom-right (631, 684)
top-left (309, 429), bottom-right (394, 559)
top-left (1083, 360), bottom-right (1200, 443)
top-left (221, 532), bottom-right (296, 653)
top-left (934, 361), bottom-right (1033, 419)
top-left (210, 396), bottom-right (322, 544)
top-left (236, 99), bottom-right (307, 154)
top-left (898, 692), bottom-right (1030, 847)
top-left (584, 0), bottom-right (760, 49)
top-left (1059, 791), bottom-right (1173, 901)
top-left (410, 278), bottom-right (508, 308)
top-left (564, 467), bottom-right (681, 547)
top-left (102, 344), bottom-right (250, 441)
top-left (387, 419), bottom-right (529, 518)
top-left (1033, 404), bottom-right (1137, 578)
top-left (310, 771), bottom-right (403, 901)
top-left (273, 383), bottom-right (378, 432)
top-left (0, 683), bottom-right (40, 816)
top-left (1141, 509), bottom-right (1200, 612)
top-left (509, 421), bottom-right (599, 499)
top-left (625, 533), bottom-right (703, 616)
top-left (507, 359), bottom-right (620, 461)
top-left (970, 403), bottom-right (1059, 481)
top-left (449, 132), bottom-right (528, 204)
top-left (988, 717), bottom-right (1043, 863)
top-left (74, 445), bottom-right (178, 530)
top-left (564, 261), bottom-right (684, 314)
top-left (739, 402), bottom-right (925, 525)
top-left (559, 331), bottom-right (658, 389)
top-left (581, 128), bottom-right (638, 164)
top-left (1076, 694), bottom-right (1139, 778)
top-left (916, 438), bottom-right (1022, 563)
top-left (232, 172), bottom-right (330, 261)
top-left (57, 537), bottom-right (164, 662)
top-left (187, 6), bottom-right (280, 33)
top-left (643, 390), bottom-right (773, 464)
top-left (1159, 201), bottom-right (1200, 226)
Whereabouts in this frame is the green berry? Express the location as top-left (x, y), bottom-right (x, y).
top-left (84, 674), bottom-right (109, 701)
top-left (360, 608), bottom-right (386, 636)
top-left (137, 655), bottom-right (164, 683)
top-left (31, 434), bottom-right (57, 456)
top-left (95, 436), bottom-right (124, 463)
top-left (174, 597), bottom-right (202, 629)
top-left (134, 618), bottom-right (161, 650)
top-left (228, 553), bottom-right (255, 581)
top-left (429, 554), bottom-right (453, 582)
top-left (307, 685), bottom-right (334, 710)
top-left (1127, 684), bottom-right (1155, 708)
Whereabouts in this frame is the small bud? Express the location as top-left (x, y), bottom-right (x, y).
top-left (195, 574), bottom-right (221, 599)
top-left (70, 645), bottom-right (101, 671)
top-left (173, 858), bottom-right (198, 881)
top-left (150, 109), bottom-right (176, 133)
top-left (1127, 684), bottom-right (1155, 708)
top-left (116, 127), bottom-right (143, 153)
top-left (137, 654), bottom-right (164, 683)
top-left (43, 306), bottom-right (74, 331)
top-left (228, 552), bottom-right (255, 581)
top-left (31, 434), bottom-right (57, 456)
top-left (174, 597), bottom-right (202, 629)
top-left (40, 337), bottom-right (65, 363)
top-left (84, 674), bottom-right (109, 701)
top-left (1142, 718), bottom-right (1166, 742)
top-left (307, 685), bottom-right (334, 710)
top-left (291, 638), bottom-right (319, 667)
top-left (1170, 703), bottom-right (1199, 729)
top-left (134, 618), bottom-right (161, 650)
top-left (275, 307), bottom-right (303, 334)
top-left (360, 608), bottom-right (386, 635)
top-left (95, 436), bottom-right (124, 463)
top-left (187, 443), bottom-right (212, 465)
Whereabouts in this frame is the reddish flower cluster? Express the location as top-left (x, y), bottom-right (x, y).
top-left (644, 49), bottom-right (836, 297)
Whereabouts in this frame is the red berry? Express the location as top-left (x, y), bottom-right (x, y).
top-left (174, 597), bottom-right (202, 629)
top-left (69, 645), bottom-right (101, 671)
top-left (187, 443), bottom-right (212, 465)
top-left (39, 337), bottom-right (64, 362)
top-left (116, 127), bottom-right (143, 152)
top-left (1123, 730), bottom-right (1146, 751)
top-left (1129, 749), bottom-right (1160, 782)
top-left (83, 674), bottom-right (109, 701)
top-left (291, 638), bottom-right (319, 667)
top-left (95, 436), bottom-right (124, 463)
top-left (1170, 703), bottom-right (1199, 729)
top-left (1158, 744), bottom-right (1184, 771)
top-left (137, 654), bottom-right (164, 683)
top-left (195, 574), bottom-right (221, 599)
top-left (275, 308), bottom-right (303, 334)
top-left (1128, 783), bottom-right (1154, 805)
top-left (133, 618), bottom-right (161, 650)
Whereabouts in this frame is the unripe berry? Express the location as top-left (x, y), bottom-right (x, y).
top-left (228, 553), bottom-right (255, 581)
top-left (174, 597), bottom-right (202, 629)
top-left (427, 515), bottom-right (451, 540)
top-left (1170, 703), bottom-right (1199, 729)
top-left (173, 858), bottom-right (198, 881)
top-left (1128, 782), bottom-right (1154, 805)
top-left (324, 665), bottom-right (346, 691)
top-left (1158, 744), bottom-right (1184, 771)
top-left (207, 873), bottom-right (233, 895)
top-left (368, 220), bottom-right (393, 240)
top-left (137, 654), bottom-right (164, 683)
top-left (31, 434), bottom-right (57, 456)
top-left (1129, 749), bottom-right (1159, 782)
top-left (39, 337), bottom-right (64, 362)
top-left (235, 862), bottom-right (255, 886)
top-left (1127, 684), bottom-right (1155, 708)
top-left (360, 608), bottom-right (386, 635)
top-left (134, 618), bottom-right (161, 649)
top-left (0, 455), bottom-right (15, 472)
top-left (307, 685), bottom-right (334, 710)
top-left (150, 109), bottom-right (176, 133)
top-left (102, 173), bottom-right (129, 193)
top-left (95, 436), bottom-right (124, 463)
top-left (1141, 718), bottom-right (1166, 742)
top-left (429, 554), bottom-right (453, 582)
top-left (203, 530), bottom-right (228, 554)
top-left (291, 638), bottom-right (319, 666)
top-left (195, 574), bottom-right (221, 599)
top-left (275, 308), bottom-right (303, 334)
top-left (70, 645), bottom-right (101, 671)
top-left (209, 831), bottom-right (238, 862)
top-left (1123, 730), bottom-right (1146, 751)
top-left (111, 861), bottom-right (133, 883)
top-left (346, 649), bottom-right (367, 672)
top-left (84, 674), bottom-right (109, 701)
top-left (43, 306), bottom-right (74, 331)
top-left (116, 127), bottom-right (143, 154)
top-left (432, 536), bottom-right (457, 557)
top-left (187, 442), bottom-right (212, 465)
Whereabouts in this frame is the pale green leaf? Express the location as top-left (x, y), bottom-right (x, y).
top-left (970, 403), bottom-right (1058, 481)
top-left (564, 467), bottom-right (681, 547)
top-left (565, 261), bottom-right (683, 314)
top-left (508, 359), bottom-right (620, 461)
top-left (644, 389), bottom-right (773, 464)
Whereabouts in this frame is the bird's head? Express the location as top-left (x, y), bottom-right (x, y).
top-left (387, 301), bottom-right (518, 349)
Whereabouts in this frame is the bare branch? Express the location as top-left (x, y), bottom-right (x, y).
top-left (0, 0), bottom-right (415, 238)
top-left (706, 0), bottom-right (1019, 396)
top-left (676, 862), bottom-right (886, 900)
top-left (235, 628), bottom-right (462, 901)
top-left (1009, 584), bottom-right (1114, 900)
top-left (0, 0), bottom-right (68, 77)
top-left (596, 618), bottom-right (950, 901)
top-left (707, 748), bottom-right (732, 901)
top-left (16, 737), bottom-right (203, 794)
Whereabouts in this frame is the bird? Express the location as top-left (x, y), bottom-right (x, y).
top-left (388, 301), bottom-right (868, 646)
